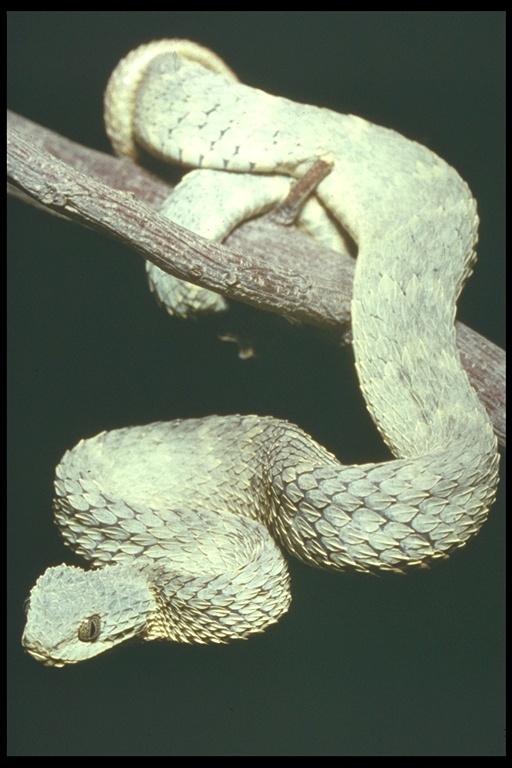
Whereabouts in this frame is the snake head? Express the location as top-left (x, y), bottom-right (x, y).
top-left (22, 563), bottom-right (156, 666)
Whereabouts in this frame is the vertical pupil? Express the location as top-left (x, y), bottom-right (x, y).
top-left (78, 614), bottom-right (101, 642)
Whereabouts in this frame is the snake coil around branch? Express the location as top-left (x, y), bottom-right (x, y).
top-left (22, 40), bottom-right (499, 666)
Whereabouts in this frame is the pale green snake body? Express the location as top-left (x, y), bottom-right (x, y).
top-left (22, 40), bottom-right (499, 666)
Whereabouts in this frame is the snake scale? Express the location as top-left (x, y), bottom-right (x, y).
top-left (22, 40), bottom-right (499, 666)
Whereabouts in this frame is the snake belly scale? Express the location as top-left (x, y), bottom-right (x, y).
top-left (22, 40), bottom-right (499, 666)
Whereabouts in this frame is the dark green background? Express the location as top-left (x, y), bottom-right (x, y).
top-left (8, 12), bottom-right (505, 756)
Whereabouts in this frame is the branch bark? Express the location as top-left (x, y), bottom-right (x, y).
top-left (7, 110), bottom-right (506, 449)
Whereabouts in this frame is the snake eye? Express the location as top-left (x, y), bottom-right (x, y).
top-left (78, 614), bottom-right (101, 642)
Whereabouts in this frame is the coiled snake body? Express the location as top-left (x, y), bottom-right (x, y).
top-left (22, 41), bottom-right (499, 666)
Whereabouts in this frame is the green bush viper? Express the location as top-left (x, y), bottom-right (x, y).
top-left (22, 40), bottom-right (499, 666)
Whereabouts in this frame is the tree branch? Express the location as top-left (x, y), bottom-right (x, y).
top-left (7, 110), bottom-right (505, 449)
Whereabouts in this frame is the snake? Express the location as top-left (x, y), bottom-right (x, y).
top-left (22, 40), bottom-right (499, 666)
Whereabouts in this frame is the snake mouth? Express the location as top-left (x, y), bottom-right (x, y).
top-left (22, 641), bottom-right (67, 668)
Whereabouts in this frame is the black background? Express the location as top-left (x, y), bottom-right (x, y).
top-left (8, 12), bottom-right (505, 756)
